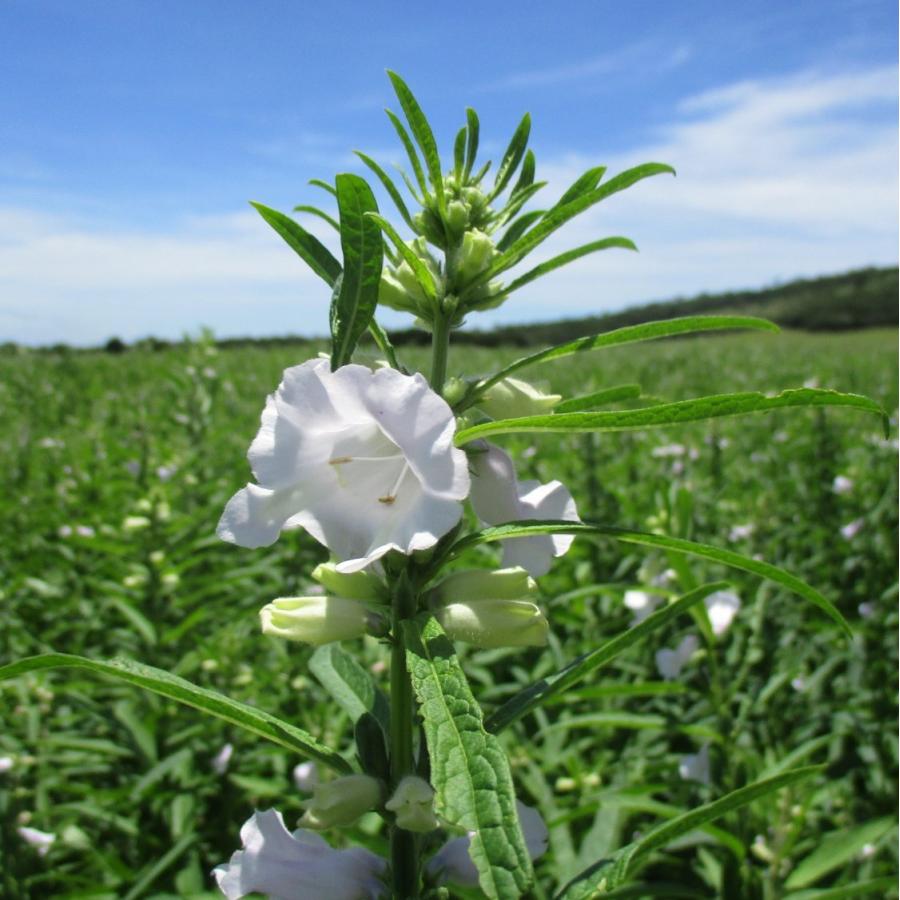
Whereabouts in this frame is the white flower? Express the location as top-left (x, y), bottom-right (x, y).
top-left (218, 360), bottom-right (470, 573)
top-left (385, 776), bottom-right (439, 833)
top-left (468, 442), bottom-right (579, 577)
top-left (840, 518), bottom-right (864, 540)
top-left (728, 523), bottom-right (755, 542)
top-left (705, 590), bottom-right (741, 636)
top-left (832, 475), bottom-right (854, 495)
top-left (655, 634), bottom-right (699, 680)
top-left (75, 525), bottom-right (95, 538)
top-left (214, 809), bottom-right (385, 900)
top-left (293, 761), bottom-right (319, 793)
top-left (858, 601), bottom-right (875, 619)
top-left (678, 744), bottom-right (711, 785)
top-left (19, 826), bottom-right (56, 855)
top-left (212, 743), bottom-right (234, 775)
top-left (624, 589), bottom-right (662, 624)
top-left (300, 775), bottom-right (383, 830)
top-left (651, 443), bottom-right (685, 458)
top-left (428, 801), bottom-right (548, 887)
top-left (0, 756), bottom-right (13, 773)
top-left (260, 595), bottom-right (385, 646)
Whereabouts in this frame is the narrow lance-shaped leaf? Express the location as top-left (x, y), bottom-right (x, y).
top-left (488, 162), bottom-right (675, 279)
top-left (512, 149), bottom-right (536, 196)
top-left (403, 616), bottom-right (533, 899)
top-left (471, 158), bottom-right (492, 185)
top-left (492, 181), bottom-right (548, 230)
top-left (486, 582), bottom-right (727, 733)
top-left (366, 211), bottom-right (438, 300)
top-left (309, 178), bottom-right (337, 197)
top-left (464, 107), bottom-right (480, 179)
top-left (456, 388), bottom-right (886, 446)
top-left (354, 151), bottom-right (415, 230)
top-left (387, 71), bottom-right (444, 206)
top-left (446, 520), bottom-right (852, 636)
top-left (0, 654), bottom-right (352, 773)
top-left (498, 236), bottom-right (637, 298)
top-left (469, 315), bottom-right (781, 402)
top-left (552, 165), bottom-right (607, 209)
top-left (330, 174), bottom-right (383, 369)
top-left (489, 112), bottom-right (531, 200)
top-left (385, 108), bottom-right (427, 197)
top-left (251, 201), bottom-right (341, 286)
top-left (453, 125), bottom-right (467, 181)
top-left (367, 318), bottom-right (404, 372)
top-left (496, 209), bottom-right (544, 253)
top-left (555, 384), bottom-right (642, 413)
top-left (293, 204), bottom-right (339, 232)
top-left (555, 767), bottom-right (821, 899)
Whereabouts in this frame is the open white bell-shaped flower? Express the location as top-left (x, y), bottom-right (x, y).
top-left (468, 442), bottom-right (579, 577)
top-left (218, 360), bottom-right (470, 572)
top-left (213, 809), bottom-right (386, 900)
top-left (655, 634), bottom-right (699, 680)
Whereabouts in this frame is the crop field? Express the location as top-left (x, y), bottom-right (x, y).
top-left (1, 327), bottom-right (897, 899)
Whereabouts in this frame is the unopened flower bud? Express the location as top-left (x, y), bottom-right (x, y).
top-left (260, 596), bottom-right (385, 646)
top-left (430, 568), bottom-right (549, 649)
top-left (457, 229), bottom-right (495, 283)
top-left (311, 563), bottom-right (385, 603)
top-left (480, 377), bottom-right (561, 420)
top-left (385, 776), bottom-right (439, 833)
top-left (444, 200), bottom-right (469, 237)
top-left (300, 774), bottom-right (382, 829)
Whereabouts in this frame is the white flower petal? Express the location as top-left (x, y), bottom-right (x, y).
top-left (705, 591), bottom-right (741, 636)
top-left (214, 809), bottom-right (385, 900)
top-left (678, 744), bottom-right (712, 785)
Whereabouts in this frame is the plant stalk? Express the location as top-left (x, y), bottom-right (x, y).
top-left (430, 312), bottom-right (451, 395)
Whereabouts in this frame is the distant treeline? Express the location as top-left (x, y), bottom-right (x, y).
top-left (6, 265), bottom-right (896, 356)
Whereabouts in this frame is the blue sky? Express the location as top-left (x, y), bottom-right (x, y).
top-left (1, 0), bottom-right (897, 345)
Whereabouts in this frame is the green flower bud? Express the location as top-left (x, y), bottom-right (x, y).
top-left (300, 774), bottom-right (383, 829)
top-left (444, 200), bottom-right (469, 238)
top-left (311, 563), bottom-right (385, 602)
top-left (479, 377), bottom-right (561, 420)
top-left (385, 776), bottom-right (439, 833)
top-left (378, 239), bottom-right (443, 321)
top-left (430, 567), bottom-right (549, 649)
top-left (457, 229), bottom-right (496, 284)
top-left (259, 596), bottom-right (385, 646)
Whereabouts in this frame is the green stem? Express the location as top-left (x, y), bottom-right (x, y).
top-left (390, 578), bottom-right (418, 899)
top-left (430, 312), bottom-right (451, 395)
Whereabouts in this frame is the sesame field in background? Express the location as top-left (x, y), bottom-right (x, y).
top-left (1, 327), bottom-right (897, 898)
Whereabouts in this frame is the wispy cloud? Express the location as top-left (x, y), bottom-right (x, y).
top-left (484, 40), bottom-right (692, 91)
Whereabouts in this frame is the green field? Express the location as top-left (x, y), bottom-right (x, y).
top-left (1, 328), bottom-right (897, 898)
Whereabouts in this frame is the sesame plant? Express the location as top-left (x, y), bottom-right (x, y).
top-left (0, 72), bottom-right (888, 900)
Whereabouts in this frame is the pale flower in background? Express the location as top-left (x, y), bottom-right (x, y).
top-left (832, 474), bottom-right (854, 495)
top-left (656, 634), bottom-right (700, 680)
top-left (18, 826), bottom-right (56, 856)
top-left (728, 523), bottom-right (755, 542)
top-left (624, 589), bottom-right (663, 624)
top-left (840, 518), bottom-right (864, 540)
top-left (214, 809), bottom-right (385, 900)
top-left (211, 743), bottom-right (234, 775)
top-left (0, 756), bottom-right (13, 773)
top-left (427, 801), bottom-right (548, 887)
top-left (293, 761), bottom-right (319, 793)
top-left (858, 601), bottom-right (876, 619)
top-left (678, 744), bottom-right (711, 785)
top-left (705, 590), bottom-right (741, 636)
top-left (469, 442), bottom-right (579, 577)
top-left (218, 360), bottom-right (470, 572)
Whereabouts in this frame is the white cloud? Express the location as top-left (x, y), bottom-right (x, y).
top-left (0, 65), bottom-right (896, 345)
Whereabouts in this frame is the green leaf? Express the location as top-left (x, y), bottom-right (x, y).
top-left (490, 112), bottom-right (531, 199)
top-left (784, 878), bottom-right (898, 899)
top-left (354, 151), bottom-right (415, 230)
top-left (309, 177), bottom-right (337, 197)
top-left (0, 653), bottom-right (352, 773)
top-left (464, 107), bottom-right (480, 179)
top-left (493, 181), bottom-right (548, 229)
top-left (470, 315), bottom-right (780, 400)
top-left (368, 318), bottom-right (403, 371)
top-left (385, 109), bottom-right (427, 198)
top-left (404, 615), bottom-right (533, 899)
top-left (456, 388), bottom-right (885, 448)
top-left (555, 768), bottom-right (820, 899)
top-left (785, 816), bottom-right (895, 889)
top-left (330, 173), bottom-right (383, 369)
top-left (293, 204), bottom-right (339, 232)
top-left (512, 149), bottom-right (536, 196)
top-left (489, 162), bottom-right (674, 277)
top-left (366, 212), bottom-right (437, 300)
top-left (448, 521), bottom-right (851, 636)
top-left (496, 209), bottom-right (545, 253)
top-left (308, 644), bottom-right (390, 735)
top-left (251, 202), bottom-right (341, 286)
top-left (387, 71), bottom-right (444, 205)
top-left (555, 384), bottom-right (642, 413)
top-left (553, 165), bottom-right (607, 208)
top-left (502, 237), bottom-right (637, 297)
top-left (453, 125), bottom-right (467, 180)
top-left (486, 583), bottom-right (725, 733)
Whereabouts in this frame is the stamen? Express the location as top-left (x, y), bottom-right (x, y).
top-left (329, 456), bottom-right (353, 465)
top-left (378, 461), bottom-right (410, 506)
